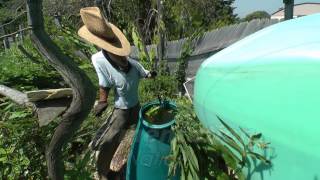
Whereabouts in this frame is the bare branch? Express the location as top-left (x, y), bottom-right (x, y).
top-left (143, 8), bottom-right (157, 42)
top-left (106, 0), bottom-right (113, 18)
top-left (0, 11), bottom-right (27, 29)
top-left (0, 27), bottom-right (32, 40)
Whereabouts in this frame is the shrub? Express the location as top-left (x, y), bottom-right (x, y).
top-left (139, 75), bottom-right (178, 104)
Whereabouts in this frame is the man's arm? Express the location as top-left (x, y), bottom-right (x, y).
top-left (146, 71), bottom-right (157, 78)
top-left (130, 59), bottom-right (157, 79)
top-left (94, 86), bottom-right (110, 117)
top-left (99, 86), bottom-right (110, 102)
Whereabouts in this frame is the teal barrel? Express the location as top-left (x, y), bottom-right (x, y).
top-left (194, 14), bottom-right (320, 179)
top-left (126, 101), bottom-right (179, 180)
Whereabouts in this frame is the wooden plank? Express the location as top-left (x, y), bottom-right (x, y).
top-left (35, 98), bottom-right (72, 127)
top-left (0, 85), bottom-right (73, 127)
top-left (0, 85), bottom-right (30, 106)
top-left (110, 127), bottom-right (136, 172)
top-left (26, 88), bottom-right (73, 102)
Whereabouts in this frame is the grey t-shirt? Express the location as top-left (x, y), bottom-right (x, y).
top-left (91, 51), bottom-right (148, 109)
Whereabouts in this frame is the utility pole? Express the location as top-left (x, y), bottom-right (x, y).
top-left (283, 0), bottom-right (294, 20)
top-left (157, 0), bottom-right (165, 67)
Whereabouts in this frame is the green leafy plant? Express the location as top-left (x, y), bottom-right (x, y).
top-left (0, 38), bottom-right (65, 91)
top-left (131, 26), bottom-right (156, 70)
top-left (0, 97), bottom-right (101, 179)
top-left (144, 99), bottom-right (176, 125)
top-left (0, 98), bottom-right (51, 179)
top-left (0, 16), bottom-right (102, 179)
top-left (167, 99), bottom-right (272, 180)
top-left (175, 30), bottom-right (203, 94)
top-left (64, 151), bottom-right (94, 180)
top-left (139, 75), bottom-right (178, 103)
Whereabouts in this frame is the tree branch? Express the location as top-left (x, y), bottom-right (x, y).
top-left (0, 27), bottom-right (32, 40)
top-left (26, 1), bottom-right (96, 179)
top-left (0, 11), bottom-right (27, 29)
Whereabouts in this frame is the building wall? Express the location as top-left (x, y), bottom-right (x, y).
top-left (271, 3), bottom-right (320, 20)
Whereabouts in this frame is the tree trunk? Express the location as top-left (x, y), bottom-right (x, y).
top-left (26, 1), bottom-right (96, 179)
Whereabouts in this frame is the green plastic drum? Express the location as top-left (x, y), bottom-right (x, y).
top-left (194, 14), bottom-right (320, 179)
top-left (126, 101), bottom-right (179, 180)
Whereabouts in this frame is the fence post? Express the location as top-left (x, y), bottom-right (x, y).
top-left (54, 13), bottom-right (62, 28)
top-left (19, 24), bottom-right (24, 42)
top-left (3, 37), bottom-right (10, 49)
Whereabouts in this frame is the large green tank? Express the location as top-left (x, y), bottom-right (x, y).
top-left (126, 101), bottom-right (179, 180)
top-left (194, 14), bottom-right (320, 179)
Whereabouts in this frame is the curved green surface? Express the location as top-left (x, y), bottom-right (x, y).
top-left (194, 14), bottom-right (320, 179)
top-left (126, 101), bottom-right (179, 180)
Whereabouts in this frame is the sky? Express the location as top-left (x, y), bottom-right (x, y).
top-left (233, 0), bottom-right (320, 17)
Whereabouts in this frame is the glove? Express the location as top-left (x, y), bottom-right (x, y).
top-left (93, 101), bottom-right (108, 117)
top-left (149, 71), bottom-right (157, 78)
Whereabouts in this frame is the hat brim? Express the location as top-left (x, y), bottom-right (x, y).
top-left (78, 23), bottom-right (131, 56)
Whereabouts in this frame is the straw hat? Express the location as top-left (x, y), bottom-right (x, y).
top-left (78, 7), bottom-right (131, 56)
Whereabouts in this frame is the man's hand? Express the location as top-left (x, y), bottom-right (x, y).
top-left (148, 71), bottom-right (157, 78)
top-left (94, 101), bottom-right (108, 117)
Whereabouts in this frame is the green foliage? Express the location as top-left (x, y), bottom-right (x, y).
top-left (0, 0), bottom-right (25, 24)
top-left (244, 11), bottom-right (270, 22)
top-left (0, 98), bottom-right (55, 179)
top-left (139, 75), bottom-right (178, 104)
top-left (44, 17), bottom-right (99, 88)
top-left (0, 38), bottom-right (64, 91)
top-left (0, 17), bottom-right (101, 179)
top-left (131, 27), bottom-right (156, 70)
top-left (74, 0), bottom-right (237, 45)
top-left (104, 0), bottom-right (157, 43)
top-left (164, 0), bottom-right (236, 40)
top-left (0, 17), bottom-right (99, 91)
top-left (64, 151), bottom-right (95, 180)
top-left (45, 17), bottom-right (102, 88)
top-left (167, 99), bottom-right (272, 180)
top-left (0, 95), bottom-right (103, 179)
top-left (0, 7), bottom-right (14, 23)
top-left (175, 30), bottom-right (203, 94)
top-left (45, 17), bottom-right (98, 61)
top-left (42, 0), bottom-right (94, 29)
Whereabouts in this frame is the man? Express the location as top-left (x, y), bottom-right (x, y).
top-left (78, 7), bottom-right (156, 180)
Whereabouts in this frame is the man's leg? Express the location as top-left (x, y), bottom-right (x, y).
top-left (96, 109), bottom-right (129, 180)
top-left (128, 104), bottom-right (140, 127)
